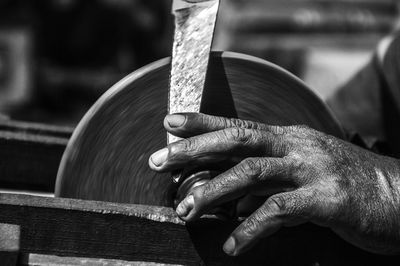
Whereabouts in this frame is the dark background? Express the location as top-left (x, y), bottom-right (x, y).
top-left (0, 0), bottom-right (398, 126)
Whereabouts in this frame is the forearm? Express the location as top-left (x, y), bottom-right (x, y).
top-left (330, 155), bottom-right (400, 255)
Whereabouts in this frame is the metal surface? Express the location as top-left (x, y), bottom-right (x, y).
top-left (169, 0), bottom-right (219, 144)
top-left (55, 52), bottom-right (345, 207)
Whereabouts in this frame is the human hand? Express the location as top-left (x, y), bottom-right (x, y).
top-left (149, 113), bottom-right (400, 256)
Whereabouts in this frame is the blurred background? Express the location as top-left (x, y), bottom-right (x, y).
top-left (0, 0), bottom-right (398, 127)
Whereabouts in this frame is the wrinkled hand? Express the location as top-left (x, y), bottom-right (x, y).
top-left (149, 113), bottom-right (400, 256)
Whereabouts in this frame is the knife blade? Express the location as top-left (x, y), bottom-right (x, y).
top-left (168, 0), bottom-right (220, 145)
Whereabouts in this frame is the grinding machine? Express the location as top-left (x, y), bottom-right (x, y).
top-left (2, 0), bottom-right (399, 265)
top-left (54, 0), bottom-right (344, 208)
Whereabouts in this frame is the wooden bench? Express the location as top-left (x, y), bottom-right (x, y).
top-left (0, 120), bottom-right (398, 265)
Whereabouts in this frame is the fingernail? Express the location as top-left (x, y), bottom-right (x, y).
top-left (176, 194), bottom-right (194, 217)
top-left (167, 114), bottom-right (186, 128)
top-left (223, 236), bottom-right (236, 255)
top-left (150, 148), bottom-right (168, 167)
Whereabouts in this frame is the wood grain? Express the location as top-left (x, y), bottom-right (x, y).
top-left (0, 193), bottom-right (198, 265)
top-left (0, 193), bottom-right (398, 265)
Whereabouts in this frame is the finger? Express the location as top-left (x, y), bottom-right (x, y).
top-left (223, 190), bottom-right (314, 256)
top-left (164, 113), bottom-right (287, 138)
top-left (175, 157), bottom-right (299, 220)
top-left (149, 127), bottom-right (290, 172)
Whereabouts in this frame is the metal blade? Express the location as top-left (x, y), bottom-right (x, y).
top-left (168, 0), bottom-right (220, 144)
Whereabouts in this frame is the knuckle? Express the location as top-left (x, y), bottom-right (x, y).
top-left (285, 155), bottom-right (305, 171)
top-left (171, 138), bottom-right (196, 157)
top-left (241, 216), bottom-right (262, 238)
top-left (268, 193), bottom-right (310, 220)
top-left (229, 118), bottom-right (259, 130)
top-left (231, 118), bottom-right (286, 135)
top-left (178, 138), bottom-right (193, 151)
top-left (320, 180), bottom-right (348, 214)
top-left (214, 115), bottom-right (231, 129)
top-left (226, 127), bottom-right (251, 143)
top-left (198, 113), bottom-right (208, 127)
top-left (188, 185), bottom-right (211, 214)
top-left (240, 158), bottom-right (263, 180)
top-left (214, 116), bottom-right (234, 128)
top-left (231, 164), bottom-right (245, 181)
top-left (267, 195), bottom-right (289, 215)
top-left (227, 117), bottom-right (240, 128)
top-left (216, 117), bottom-right (251, 129)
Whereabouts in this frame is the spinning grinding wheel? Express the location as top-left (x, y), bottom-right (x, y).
top-left (55, 51), bottom-right (345, 207)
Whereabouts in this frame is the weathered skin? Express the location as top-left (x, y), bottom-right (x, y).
top-left (149, 113), bottom-right (400, 256)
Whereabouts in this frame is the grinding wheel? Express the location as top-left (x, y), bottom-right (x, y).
top-left (55, 51), bottom-right (345, 207)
